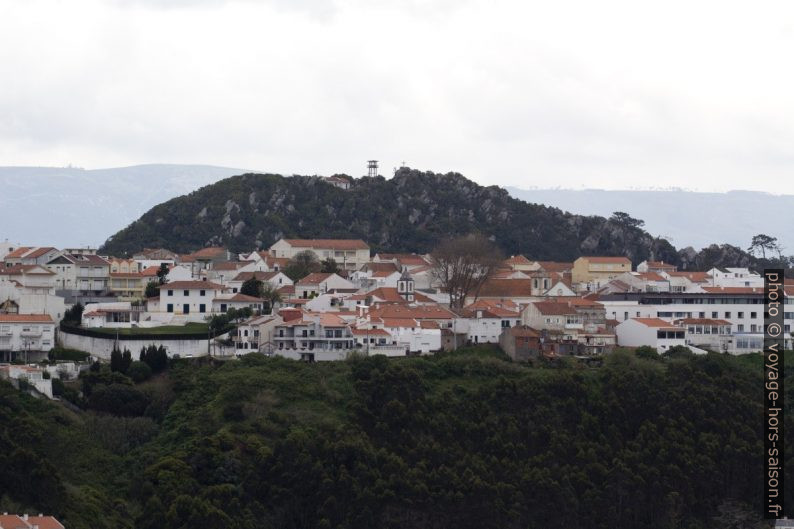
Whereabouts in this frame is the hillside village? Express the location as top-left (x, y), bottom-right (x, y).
top-left (0, 236), bottom-right (790, 391)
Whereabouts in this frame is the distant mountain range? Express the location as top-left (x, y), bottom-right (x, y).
top-left (0, 164), bottom-right (245, 248)
top-left (507, 187), bottom-right (793, 252)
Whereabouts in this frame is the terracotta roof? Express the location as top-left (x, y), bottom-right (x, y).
top-left (141, 264), bottom-right (172, 276)
top-left (0, 265), bottom-right (55, 275)
top-left (534, 261), bottom-right (573, 272)
top-left (0, 314), bottom-right (54, 323)
top-left (0, 514), bottom-right (31, 529)
top-left (213, 261), bottom-right (250, 271)
top-left (371, 270), bottom-right (398, 278)
top-left (188, 247), bottom-right (228, 259)
top-left (215, 293), bottom-right (263, 302)
top-left (531, 301), bottom-right (578, 315)
top-left (509, 325), bottom-right (540, 338)
top-left (630, 317), bottom-right (681, 329)
top-left (549, 296), bottom-right (603, 308)
top-left (368, 303), bottom-right (456, 320)
top-left (351, 327), bottom-right (391, 336)
top-left (379, 317), bottom-right (422, 328)
top-left (4, 247), bottom-right (33, 259)
top-left (27, 516), bottom-right (65, 529)
top-left (296, 273), bottom-right (333, 285)
top-left (283, 239), bottom-right (369, 250)
top-left (477, 279), bottom-right (534, 298)
top-left (159, 280), bottom-right (225, 290)
top-left (363, 262), bottom-right (400, 273)
top-left (504, 255), bottom-right (532, 265)
top-left (644, 260), bottom-right (677, 270)
top-left (233, 271), bottom-right (281, 282)
top-left (24, 247), bottom-right (57, 259)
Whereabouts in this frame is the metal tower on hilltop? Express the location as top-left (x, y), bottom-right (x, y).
top-left (367, 160), bottom-right (378, 177)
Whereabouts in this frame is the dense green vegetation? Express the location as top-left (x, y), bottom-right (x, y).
top-left (100, 169), bottom-right (682, 264)
top-left (0, 347), bottom-right (786, 528)
top-left (99, 169), bottom-right (792, 272)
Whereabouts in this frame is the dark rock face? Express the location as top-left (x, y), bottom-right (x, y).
top-left (99, 168), bottom-right (761, 270)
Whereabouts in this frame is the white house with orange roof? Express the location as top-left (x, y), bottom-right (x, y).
top-left (272, 311), bottom-right (357, 361)
top-left (0, 314), bottom-right (56, 361)
top-left (269, 239), bottom-right (370, 270)
top-left (503, 255), bottom-right (534, 271)
top-left (615, 317), bottom-right (688, 351)
top-left (295, 272), bottom-right (355, 299)
top-left (227, 271), bottom-right (293, 294)
top-left (460, 299), bottom-right (522, 344)
top-left (0, 265), bottom-right (57, 295)
top-left (369, 317), bottom-right (442, 353)
top-left (155, 280), bottom-right (227, 320)
top-left (636, 260), bottom-right (677, 274)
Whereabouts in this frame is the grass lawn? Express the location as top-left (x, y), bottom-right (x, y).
top-left (88, 322), bottom-right (210, 335)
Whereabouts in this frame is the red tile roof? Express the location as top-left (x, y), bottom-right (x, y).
top-left (27, 516), bottom-right (65, 529)
top-left (531, 301), bottom-right (578, 315)
top-left (216, 293), bottom-right (263, 302)
top-left (0, 514), bottom-right (31, 529)
top-left (0, 265), bottom-right (55, 275)
top-left (0, 314), bottom-right (55, 323)
top-left (369, 303), bottom-right (456, 320)
top-left (233, 271), bottom-right (281, 282)
top-left (534, 261), bottom-right (573, 272)
top-left (4, 247), bottom-right (33, 259)
top-left (477, 279), bottom-right (534, 298)
top-left (296, 273), bottom-right (334, 285)
top-left (631, 317), bottom-right (681, 329)
top-left (504, 255), bottom-right (532, 266)
top-left (24, 247), bottom-right (57, 259)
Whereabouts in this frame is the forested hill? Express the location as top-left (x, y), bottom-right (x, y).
top-left (100, 168), bottom-right (760, 269)
top-left (0, 348), bottom-right (780, 528)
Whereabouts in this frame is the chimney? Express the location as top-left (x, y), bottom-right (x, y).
top-left (23, 514), bottom-right (28, 520)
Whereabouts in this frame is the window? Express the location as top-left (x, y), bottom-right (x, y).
top-left (724, 312), bottom-right (731, 318)
top-left (200, 290), bottom-right (206, 296)
top-left (167, 290), bottom-right (173, 296)
top-left (711, 312), bottom-right (718, 318)
top-left (737, 312), bottom-right (744, 318)
top-left (199, 304), bottom-right (206, 313)
top-left (167, 304), bottom-right (173, 313)
top-left (183, 290), bottom-right (189, 296)
top-left (220, 304), bottom-right (227, 313)
top-left (183, 304), bottom-right (190, 314)
top-left (751, 312), bottom-right (757, 318)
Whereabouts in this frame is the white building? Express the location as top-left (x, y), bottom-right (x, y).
top-left (615, 317), bottom-right (687, 351)
top-left (0, 314), bottom-right (57, 361)
top-left (706, 267), bottom-right (763, 288)
top-left (0, 363), bottom-right (54, 398)
top-left (269, 239), bottom-right (370, 271)
top-left (0, 265), bottom-right (57, 295)
top-left (156, 280), bottom-right (226, 319)
top-left (295, 273), bottom-right (355, 299)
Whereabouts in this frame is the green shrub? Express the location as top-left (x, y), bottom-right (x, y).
top-left (128, 361), bottom-right (153, 384)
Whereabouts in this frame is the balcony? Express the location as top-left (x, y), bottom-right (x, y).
top-left (20, 329), bottom-right (42, 337)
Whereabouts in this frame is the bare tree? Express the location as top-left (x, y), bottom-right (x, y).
top-left (430, 233), bottom-right (503, 310)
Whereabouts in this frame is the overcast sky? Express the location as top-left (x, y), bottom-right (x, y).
top-left (1, 0), bottom-right (793, 193)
